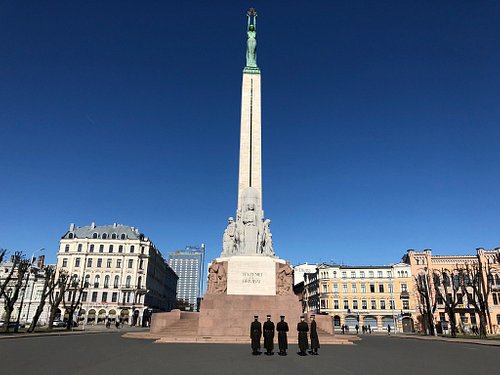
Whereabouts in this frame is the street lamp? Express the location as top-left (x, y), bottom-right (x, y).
top-left (15, 248), bottom-right (45, 332)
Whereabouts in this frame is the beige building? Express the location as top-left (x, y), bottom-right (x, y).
top-left (57, 223), bottom-right (177, 326)
top-left (404, 248), bottom-right (500, 334)
top-left (304, 263), bottom-right (415, 332)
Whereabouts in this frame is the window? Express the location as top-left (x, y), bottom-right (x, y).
top-left (87, 258), bottom-right (93, 267)
top-left (128, 259), bottom-right (133, 268)
top-left (457, 294), bottom-right (463, 305)
top-left (138, 276), bottom-right (142, 289)
top-left (401, 283), bottom-right (408, 292)
top-left (352, 283), bottom-right (357, 293)
top-left (64, 245), bottom-right (70, 253)
top-left (402, 299), bottom-right (410, 309)
top-left (117, 259), bottom-right (122, 268)
top-left (322, 284), bottom-right (328, 293)
top-left (126, 275), bottom-right (131, 288)
top-left (118, 245), bottom-right (123, 253)
top-left (93, 233), bottom-right (98, 239)
top-left (497, 315), bottom-right (500, 325)
top-left (343, 283), bottom-right (348, 293)
top-left (114, 275), bottom-right (119, 288)
top-left (459, 313), bottom-right (468, 324)
top-left (370, 284), bottom-right (375, 293)
top-left (102, 233), bottom-right (108, 239)
top-left (360, 271), bottom-right (365, 278)
top-left (439, 313), bottom-right (446, 322)
top-left (84, 274), bottom-right (90, 287)
top-left (380, 300), bottom-right (386, 310)
top-left (379, 284), bottom-right (384, 293)
top-left (97, 258), bottom-right (102, 268)
top-left (109, 245), bottom-right (113, 253)
top-left (77, 244), bottom-right (82, 252)
top-left (91, 292), bottom-right (98, 302)
top-left (112, 233), bottom-right (117, 239)
top-left (75, 258), bottom-right (81, 267)
top-left (68, 233), bottom-right (74, 239)
top-left (90, 244), bottom-right (94, 253)
top-left (378, 271), bottom-right (383, 278)
top-left (104, 275), bottom-right (110, 288)
top-left (112, 292), bottom-right (118, 302)
top-left (82, 292), bottom-right (88, 302)
top-left (351, 271), bottom-right (356, 278)
top-left (341, 271), bottom-right (347, 278)
top-left (369, 271), bottom-right (374, 278)
top-left (130, 245), bottom-right (135, 253)
top-left (437, 295), bottom-right (444, 305)
top-left (333, 283), bottom-right (338, 293)
top-left (361, 284), bottom-right (366, 293)
top-left (99, 245), bottom-right (104, 253)
top-left (387, 271), bottom-right (392, 278)
top-left (141, 246), bottom-right (145, 254)
top-left (94, 275), bottom-right (100, 288)
top-left (371, 300), bottom-right (376, 309)
top-left (102, 292), bottom-right (108, 302)
top-left (334, 300), bottom-right (339, 309)
top-left (362, 300), bottom-right (367, 309)
top-left (353, 300), bottom-right (358, 309)
top-left (62, 258), bottom-right (68, 267)
top-left (333, 271), bottom-right (337, 278)
top-left (389, 299), bottom-right (395, 310)
top-left (320, 299), bottom-right (328, 309)
top-left (121, 233), bottom-right (126, 240)
top-left (493, 293), bottom-right (498, 305)
top-left (107, 258), bottom-right (112, 268)
top-left (343, 300), bottom-right (349, 310)
top-left (139, 259), bottom-right (144, 269)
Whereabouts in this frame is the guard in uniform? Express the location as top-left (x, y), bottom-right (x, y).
top-left (276, 315), bottom-right (289, 356)
top-left (297, 315), bottom-right (309, 356)
top-left (309, 314), bottom-right (320, 355)
top-left (263, 314), bottom-right (275, 355)
top-left (250, 315), bottom-right (262, 355)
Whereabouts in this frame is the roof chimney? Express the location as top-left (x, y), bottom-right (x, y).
top-left (69, 223), bottom-right (75, 231)
top-left (91, 222), bottom-right (96, 229)
top-left (113, 223), bottom-right (117, 227)
top-left (37, 255), bottom-right (45, 269)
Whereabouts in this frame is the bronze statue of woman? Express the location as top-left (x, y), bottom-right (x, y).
top-left (246, 10), bottom-right (257, 68)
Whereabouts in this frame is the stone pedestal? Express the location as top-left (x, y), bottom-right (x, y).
top-left (199, 256), bottom-right (301, 337)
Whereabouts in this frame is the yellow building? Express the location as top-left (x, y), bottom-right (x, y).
top-left (404, 248), bottom-right (500, 335)
top-left (304, 263), bottom-right (415, 332)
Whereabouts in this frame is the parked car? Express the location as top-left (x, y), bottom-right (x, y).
top-left (0, 320), bottom-right (26, 329)
top-left (52, 320), bottom-right (67, 328)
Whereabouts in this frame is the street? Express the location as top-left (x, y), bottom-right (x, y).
top-left (0, 333), bottom-right (497, 374)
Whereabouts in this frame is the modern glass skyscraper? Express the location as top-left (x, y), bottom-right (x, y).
top-left (167, 244), bottom-right (205, 311)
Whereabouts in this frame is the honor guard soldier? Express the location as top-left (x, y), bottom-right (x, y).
top-left (263, 315), bottom-right (275, 355)
top-left (250, 315), bottom-right (262, 355)
top-left (297, 316), bottom-right (309, 356)
top-left (309, 314), bottom-right (320, 355)
top-left (276, 315), bottom-right (289, 356)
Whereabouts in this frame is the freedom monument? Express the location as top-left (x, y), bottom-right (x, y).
top-left (197, 8), bottom-right (301, 337)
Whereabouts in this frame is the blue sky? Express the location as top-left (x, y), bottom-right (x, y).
top-left (1, 1), bottom-right (499, 267)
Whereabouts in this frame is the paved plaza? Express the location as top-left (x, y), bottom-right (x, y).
top-left (0, 332), bottom-right (497, 374)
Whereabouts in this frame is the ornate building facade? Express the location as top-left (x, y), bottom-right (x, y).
top-left (57, 223), bottom-right (178, 326)
top-left (404, 248), bottom-right (500, 334)
top-left (304, 263), bottom-right (415, 332)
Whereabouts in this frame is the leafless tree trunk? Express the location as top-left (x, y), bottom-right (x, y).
top-left (47, 271), bottom-right (69, 330)
top-left (457, 262), bottom-right (490, 339)
top-left (432, 269), bottom-right (460, 337)
top-left (27, 266), bottom-right (56, 333)
top-left (62, 275), bottom-right (86, 330)
top-left (1, 252), bottom-right (29, 333)
top-left (414, 273), bottom-right (437, 335)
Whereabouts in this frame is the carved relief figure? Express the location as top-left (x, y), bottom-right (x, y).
top-left (222, 217), bottom-right (237, 255)
top-left (207, 262), bottom-right (227, 294)
top-left (242, 203), bottom-right (259, 254)
top-left (261, 219), bottom-right (275, 256)
top-left (276, 264), bottom-right (293, 296)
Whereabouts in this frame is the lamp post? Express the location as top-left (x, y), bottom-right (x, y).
top-left (390, 265), bottom-right (397, 334)
top-left (14, 248), bottom-right (44, 332)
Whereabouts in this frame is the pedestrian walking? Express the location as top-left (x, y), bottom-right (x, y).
top-left (277, 315), bottom-right (289, 356)
top-left (355, 324), bottom-right (359, 334)
top-left (341, 325), bottom-right (345, 335)
top-left (368, 324), bottom-right (372, 334)
top-left (263, 315), bottom-right (275, 355)
top-left (250, 315), bottom-right (262, 355)
top-left (387, 324), bottom-right (391, 336)
top-left (309, 314), bottom-right (320, 355)
top-left (297, 316), bottom-right (309, 356)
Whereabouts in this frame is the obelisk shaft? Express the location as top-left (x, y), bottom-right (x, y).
top-left (237, 71), bottom-right (262, 211)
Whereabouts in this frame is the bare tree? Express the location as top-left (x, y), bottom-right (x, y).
top-left (0, 248), bottom-right (6, 264)
top-left (27, 266), bottom-right (57, 333)
top-left (1, 252), bottom-right (29, 333)
top-left (62, 274), bottom-right (86, 330)
top-left (457, 261), bottom-right (491, 339)
top-left (47, 270), bottom-right (70, 329)
top-left (414, 272), bottom-right (437, 335)
top-left (432, 268), bottom-right (460, 337)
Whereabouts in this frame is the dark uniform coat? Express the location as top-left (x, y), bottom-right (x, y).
top-left (250, 320), bottom-right (262, 350)
top-left (263, 320), bottom-right (275, 351)
top-left (297, 321), bottom-right (309, 352)
top-left (276, 321), bottom-right (289, 350)
top-left (310, 320), bottom-right (320, 349)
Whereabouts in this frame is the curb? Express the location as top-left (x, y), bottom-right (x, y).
top-left (0, 330), bottom-right (117, 340)
top-left (392, 334), bottom-right (500, 347)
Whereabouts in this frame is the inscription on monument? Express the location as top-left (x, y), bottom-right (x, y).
top-left (227, 256), bottom-right (276, 295)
